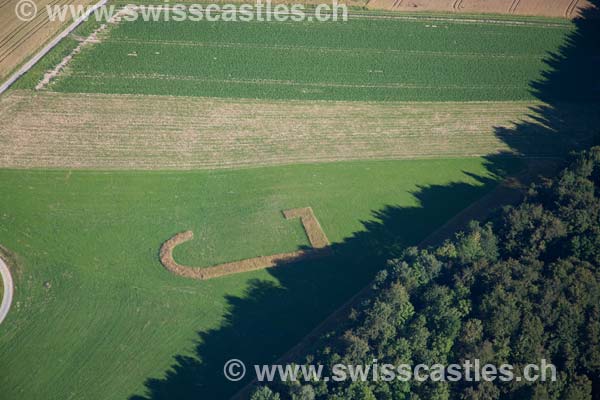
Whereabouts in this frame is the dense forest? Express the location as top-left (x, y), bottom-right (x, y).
top-left (252, 147), bottom-right (600, 399)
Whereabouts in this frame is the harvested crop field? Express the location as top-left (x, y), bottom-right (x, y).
top-left (366, 0), bottom-right (595, 19)
top-left (0, 0), bottom-right (94, 82)
top-left (1, 91), bottom-right (597, 169)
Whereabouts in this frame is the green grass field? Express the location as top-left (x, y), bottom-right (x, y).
top-left (0, 158), bottom-right (507, 399)
top-left (40, 12), bottom-right (573, 101)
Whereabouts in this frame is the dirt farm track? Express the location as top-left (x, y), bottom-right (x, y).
top-left (366, 0), bottom-right (595, 19)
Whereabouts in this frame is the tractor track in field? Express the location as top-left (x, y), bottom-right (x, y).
top-left (565, 0), bottom-right (581, 18)
top-left (104, 38), bottom-right (547, 58)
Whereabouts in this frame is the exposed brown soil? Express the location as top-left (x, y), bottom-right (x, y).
top-left (159, 207), bottom-right (331, 280)
top-left (366, 0), bottom-right (594, 18)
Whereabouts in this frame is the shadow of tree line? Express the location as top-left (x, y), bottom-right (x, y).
top-left (130, 4), bottom-right (600, 399)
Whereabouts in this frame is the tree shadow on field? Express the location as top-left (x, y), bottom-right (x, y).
top-left (130, 3), bottom-right (600, 399)
top-left (130, 174), bottom-right (503, 400)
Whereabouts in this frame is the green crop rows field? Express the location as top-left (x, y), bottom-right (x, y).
top-left (37, 13), bottom-right (572, 101)
top-left (0, 7), bottom-right (588, 400)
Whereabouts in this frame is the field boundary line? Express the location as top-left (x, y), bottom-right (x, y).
top-left (6, 90), bottom-right (546, 105)
top-left (65, 72), bottom-right (525, 90)
top-left (0, 253), bottom-right (14, 326)
top-left (0, 0), bottom-right (108, 95)
top-left (122, 6), bottom-right (573, 26)
top-left (346, 12), bottom-right (571, 26)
